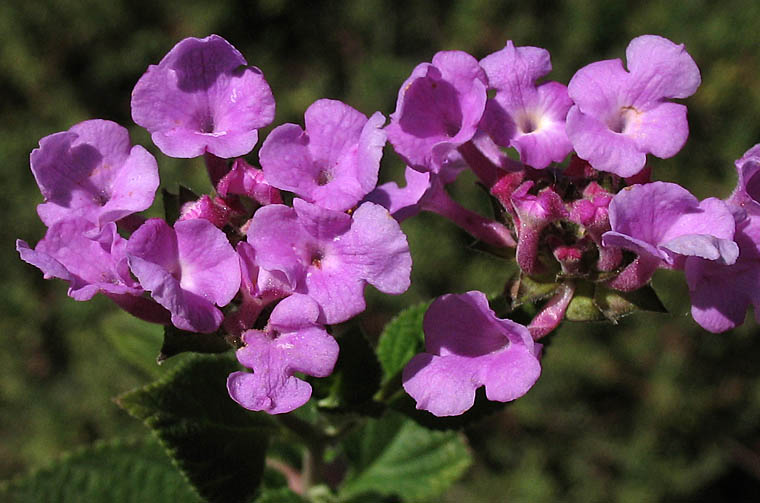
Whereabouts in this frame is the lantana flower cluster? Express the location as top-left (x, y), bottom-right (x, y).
top-left (18, 33), bottom-right (760, 419)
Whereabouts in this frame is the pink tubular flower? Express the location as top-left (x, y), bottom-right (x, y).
top-left (227, 294), bottom-right (339, 414)
top-left (402, 291), bottom-right (541, 417)
top-left (385, 50), bottom-right (487, 172)
top-left (260, 99), bottom-right (386, 211)
top-left (479, 41), bottom-right (573, 169)
top-left (217, 158), bottom-right (282, 206)
top-left (131, 35), bottom-right (275, 159)
top-left (250, 199), bottom-right (412, 324)
top-left (566, 35), bottom-right (701, 177)
top-left (126, 218), bottom-right (241, 333)
top-left (31, 119), bottom-right (159, 228)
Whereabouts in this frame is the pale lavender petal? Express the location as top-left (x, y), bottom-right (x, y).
top-left (337, 202), bottom-right (412, 294)
top-left (268, 294), bottom-right (320, 329)
top-left (364, 167), bottom-right (431, 221)
top-left (249, 204), bottom-right (306, 287)
top-left (402, 354), bottom-right (479, 417)
top-left (304, 98), bottom-right (367, 165)
top-left (686, 258), bottom-right (760, 333)
top-left (292, 198), bottom-right (352, 240)
top-left (228, 369), bottom-right (312, 415)
top-left (567, 59), bottom-right (629, 118)
top-left (174, 218), bottom-right (240, 306)
top-left (565, 106), bottom-right (646, 177)
top-left (259, 123), bottom-right (320, 197)
top-left (601, 231), bottom-right (665, 261)
top-left (627, 102), bottom-right (689, 159)
top-left (660, 234), bottom-right (738, 265)
top-left (479, 41), bottom-right (551, 111)
top-left (304, 266), bottom-right (366, 324)
top-left (625, 35), bottom-right (701, 104)
top-left (482, 344), bottom-right (542, 402)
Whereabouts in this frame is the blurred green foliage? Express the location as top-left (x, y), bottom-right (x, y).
top-left (3, 0), bottom-right (760, 501)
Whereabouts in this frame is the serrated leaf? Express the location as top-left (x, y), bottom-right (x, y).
top-left (158, 325), bottom-right (231, 363)
top-left (318, 328), bottom-right (382, 413)
top-left (339, 411), bottom-right (471, 501)
top-left (564, 281), bottom-right (605, 322)
top-left (117, 354), bottom-right (275, 503)
top-left (593, 284), bottom-right (668, 322)
top-left (376, 302), bottom-right (429, 387)
top-left (0, 437), bottom-right (201, 503)
top-left (101, 310), bottom-right (164, 377)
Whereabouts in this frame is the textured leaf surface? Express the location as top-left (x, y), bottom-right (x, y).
top-left (158, 324), bottom-right (231, 363)
top-left (117, 354), bottom-right (274, 503)
top-left (376, 302), bottom-right (428, 385)
top-left (340, 411), bottom-right (471, 501)
top-left (594, 284), bottom-right (668, 322)
top-left (101, 310), bottom-right (165, 377)
top-left (0, 437), bottom-right (201, 503)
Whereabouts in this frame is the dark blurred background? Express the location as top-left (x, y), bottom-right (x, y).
top-left (3, 1), bottom-right (760, 501)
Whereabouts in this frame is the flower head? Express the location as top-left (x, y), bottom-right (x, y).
top-left (250, 199), bottom-right (411, 324)
top-left (386, 51), bottom-right (487, 172)
top-left (566, 35), bottom-right (701, 177)
top-left (479, 41), bottom-right (573, 169)
top-left (31, 120), bottom-right (159, 228)
top-left (126, 218), bottom-right (241, 333)
top-left (131, 35), bottom-right (275, 158)
top-left (403, 291), bottom-right (541, 417)
top-left (260, 99), bottom-right (386, 211)
top-left (227, 295), bottom-right (339, 414)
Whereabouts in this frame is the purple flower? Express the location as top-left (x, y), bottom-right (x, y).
top-left (260, 99), bottom-right (386, 211)
top-left (566, 35), bottom-right (701, 177)
top-left (727, 144), bottom-right (760, 211)
top-left (402, 291), bottom-right (541, 417)
top-left (479, 41), bottom-right (573, 169)
top-left (250, 199), bottom-right (412, 324)
top-left (602, 182), bottom-right (738, 268)
top-left (686, 211), bottom-right (760, 332)
top-left (227, 294), bottom-right (339, 414)
top-left (17, 217), bottom-right (142, 301)
top-left (131, 35), bottom-right (275, 158)
top-left (385, 51), bottom-right (487, 172)
top-left (31, 120), bottom-right (159, 228)
top-left (126, 218), bottom-right (241, 333)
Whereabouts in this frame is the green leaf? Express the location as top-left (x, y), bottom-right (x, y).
top-left (564, 281), bottom-right (605, 322)
top-left (339, 411), bottom-right (471, 501)
top-left (158, 325), bottom-right (231, 363)
top-left (318, 328), bottom-right (382, 413)
top-left (0, 437), bottom-right (202, 502)
top-left (593, 284), bottom-right (668, 322)
top-left (101, 310), bottom-right (165, 377)
top-left (376, 302), bottom-right (429, 386)
top-left (117, 354), bottom-right (275, 503)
